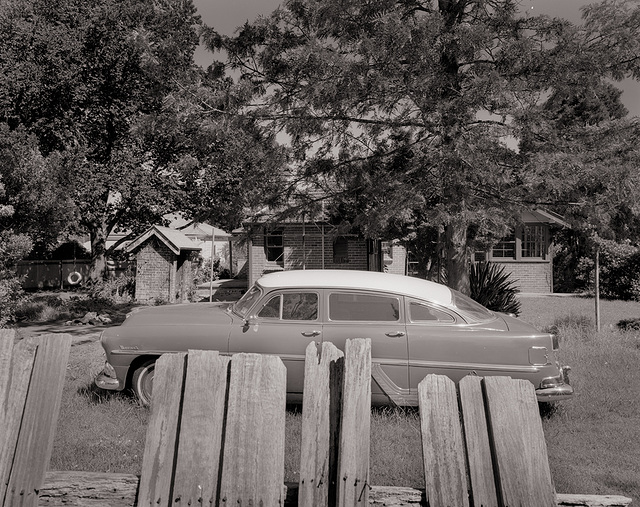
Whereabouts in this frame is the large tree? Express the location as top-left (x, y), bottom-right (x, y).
top-left (0, 0), bottom-right (286, 280)
top-left (210, 0), bottom-right (640, 292)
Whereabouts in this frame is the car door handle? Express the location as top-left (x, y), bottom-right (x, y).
top-left (385, 331), bottom-right (405, 337)
top-left (301, 330), bottom-right (321, 337)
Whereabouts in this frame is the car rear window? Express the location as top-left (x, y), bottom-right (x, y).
top-left (329, 292), bottom-right (400, 322)
top-left (409, 302), bottom-right (455, 323)
top-left (451, 289), bottom-right (495, 322)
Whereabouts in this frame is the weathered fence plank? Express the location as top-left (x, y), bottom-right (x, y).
top-left (39, 471), bottom-right (139, 506)
top-left (1, 331), bottom-right (71, 507)
top-left (458, 375), bottom-right (499, 507)
top-left (418, 374), bottom-right (470, 507)
top-left (1, 333), bottom-right (38, 504)
top-left (299, 341), bottom-right (344, 507)
top-left (336, 338), bottom-right (372, 507)
top-left (171, 350), bottom-right (230, 507)
top-left (37, 473), bottom-right (633, 507)
top-left (218, 353), bottom-right (287, 506)
top-left (484, 375), bottom-right (556, 507)
top-left (137, 353), bottom-right (187, 506)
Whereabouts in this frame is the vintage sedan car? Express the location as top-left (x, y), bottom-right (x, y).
top-left (95, 269), bottom-right (573, 406)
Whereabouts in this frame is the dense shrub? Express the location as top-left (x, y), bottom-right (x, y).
top-left (617, 318), bottom-right (640, 332)
top-left (0, 274), bottom-right (26, 326)
top-left (86, 274), bottom-right (136, 304)
top-left (0, 230), bottom-right (32, 327)
top-left (194, 257), bottom-right (231, 285)
top-left (575, 240), bottom-right (640, 301)
top-left (470, 261), bottom-right (521, 316)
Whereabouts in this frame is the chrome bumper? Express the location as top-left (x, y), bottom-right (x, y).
top-left (536, 365), bottom-right (573, 401)
top-left (94, 362), bottom-right (125, 391)
top-left (535, 383), bottom-right (574, 401)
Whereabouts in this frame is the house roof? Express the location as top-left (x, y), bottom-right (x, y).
top-left (124, 225), bottom-right (201, 255)
top-left (168, 215), bottom-right (232, 239)
top-left (524, 209), bottom-right (570, 228)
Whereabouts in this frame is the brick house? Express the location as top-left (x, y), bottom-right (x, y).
top-left (124, 226), bottom-right (201, 303)
top-left (473, 209), bottom-right (569, 293)
top-left (239, 209), bottom-right (566, 293)
top-left (240, 222), bottom-right (406, 286)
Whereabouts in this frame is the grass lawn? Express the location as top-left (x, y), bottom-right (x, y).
top-left (38, 295), bottom-right (640, 503)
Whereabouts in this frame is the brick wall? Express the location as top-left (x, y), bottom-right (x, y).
top-left (493, 260), bottom-right (552, 293)
top-left (248, 225), bottom-right (370, 284)
top-left (134, 238), bottom-right (175, 303)
top-left (176, 251), bottom-right (199, 303)
top-left (384, 244), bottom-right (407, 275)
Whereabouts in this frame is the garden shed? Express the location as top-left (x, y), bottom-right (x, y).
top-left (124, 225), bottom-right (201, 304)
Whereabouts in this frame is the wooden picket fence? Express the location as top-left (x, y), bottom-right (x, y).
top-left (0, 329), bottom-right (633, 507)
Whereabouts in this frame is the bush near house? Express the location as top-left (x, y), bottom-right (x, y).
top-left (0, 230), bottom-right (32, 327)
top-left (470, 261), bottom-right (521, 316)
top-left (575, 239), bottom-right (640, 301)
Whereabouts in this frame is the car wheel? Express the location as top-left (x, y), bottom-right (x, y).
top-left (132, 359), bottom-right (155, 406)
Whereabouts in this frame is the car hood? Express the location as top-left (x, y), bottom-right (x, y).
top-left (122, 302), bottom-right (234, 327)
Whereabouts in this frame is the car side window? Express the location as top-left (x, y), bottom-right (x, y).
top-left (282, 293), bottom-right (318, 320)
top-left (258, 295), bottom-right (281, 319)
top-left (409, 302), bottom-right (455, 323)
top-left (329, 292), bottom-right (400, 322)
top-left (257, 292), bottom-right (319, 321)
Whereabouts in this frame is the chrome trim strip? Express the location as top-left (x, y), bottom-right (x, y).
top-left (371, 362), bottom-right (418, 407)
top-left (408, 360), bottom-right (539, 374)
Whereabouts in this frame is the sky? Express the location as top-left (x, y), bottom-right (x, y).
top-left (193, 0), bottom-right (639, 116)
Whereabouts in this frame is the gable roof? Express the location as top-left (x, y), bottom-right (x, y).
top-left (124, 225), bottom-right (201, 255)
top-left (167, 214), bottom-right (232, 240)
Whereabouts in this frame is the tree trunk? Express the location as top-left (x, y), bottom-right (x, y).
top-left (444, 218), bottom-right (470, 294)
top-left (89, 225), bottom-right (108, 282)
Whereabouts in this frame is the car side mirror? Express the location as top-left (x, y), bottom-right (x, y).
top-left (244, 316), bottom-right (257, 327)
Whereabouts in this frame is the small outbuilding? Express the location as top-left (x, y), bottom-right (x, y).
top-left (124, 225), bottom-right (201, 303)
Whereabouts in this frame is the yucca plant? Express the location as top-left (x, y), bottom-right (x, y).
top-left (470, 261), bottom-right (521, 316)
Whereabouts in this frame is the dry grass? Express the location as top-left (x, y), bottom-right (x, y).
top-left (37, 295), bottom-right (640, 502)
top-left (518, 296), bottom-right (640, 503)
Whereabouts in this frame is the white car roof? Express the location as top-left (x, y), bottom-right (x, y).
top-left (256, 270), bottom-right (453, 307)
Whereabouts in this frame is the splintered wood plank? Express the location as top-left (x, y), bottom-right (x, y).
top-left (299, 341), bottom-right (344, 507)
top-left (336, 338), bottom-right (371, 507)
top-left (418, 374), bottom-right (469, 507)
top-left (218, 353), bottom-right (287, 506)
top-left (1, 330), bottom-right (37, 504)
top-left (483, 376), bottom-right (556, 507)
top-left (3, 333), bottom-right (71, 507)
top-left (138, 353), bottom-right (187, 507)
top-left (171, 350), bottom-right (230, 507)
top-left (459, 376), bottom-right (499, 507)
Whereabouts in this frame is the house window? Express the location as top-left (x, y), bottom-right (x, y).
top-left (492, 232), bottom-right (516, 259)
top-left (481, 224), bottom-right (548, 261)
top-left (265, 229), bottom-right (283, 262)
top-left (333, 237), bottom-right (349, 264)
top-left (522, 225), bottom-right (546, 258)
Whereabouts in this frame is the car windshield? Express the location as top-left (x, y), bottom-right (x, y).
top-left (450, 289), bottom-right (495, 323)
top-left (231, 285), bottom-right (262, 318)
